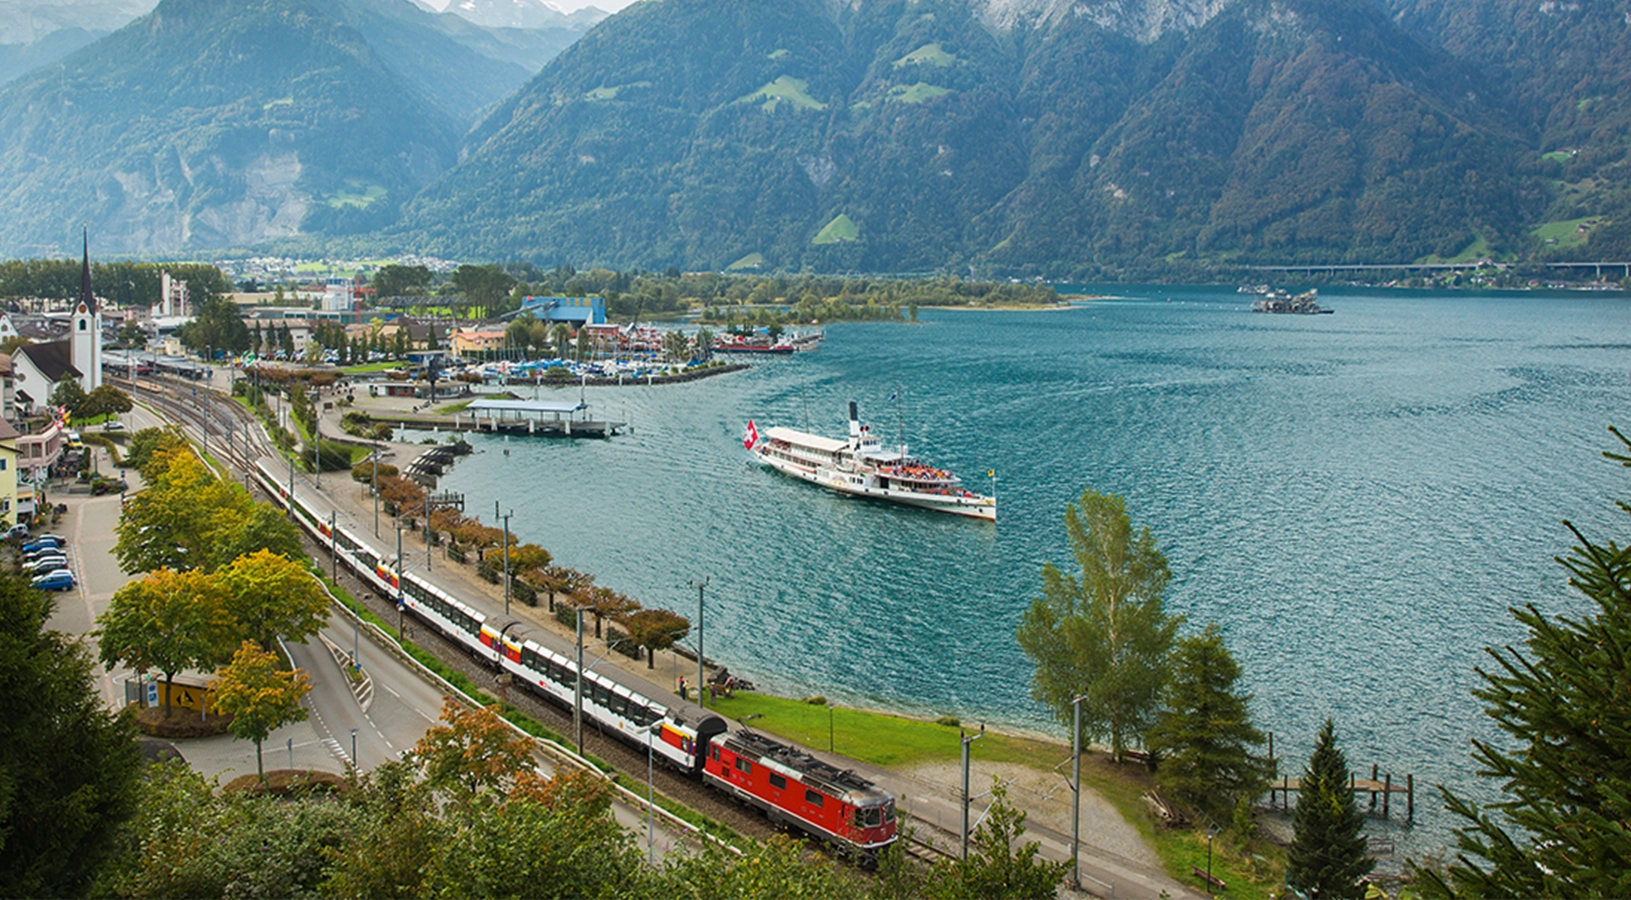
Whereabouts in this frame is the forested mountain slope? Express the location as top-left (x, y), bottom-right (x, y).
top-left (0, 0), bottom-right (463, 256)
top-left (391, 0), bottom-right (1546, 275)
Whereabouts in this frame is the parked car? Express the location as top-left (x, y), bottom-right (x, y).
top-left (30, 570), bottom-right (75, 591)
top-left (24, 556), bottom-right (69, 575)
top-left (4, 524), bottom-right (29, 540)
top-left (35, 533), bottom-right (67, 545)
top-left (104, 421), bottom-right (125, 431)
top-left (23, 547), bottom-right (67, 563)
top-left (22, 538), bottom-right (64, 554)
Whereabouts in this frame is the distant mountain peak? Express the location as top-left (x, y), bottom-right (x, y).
top-left (977, 0), bottom-right (1229, 42)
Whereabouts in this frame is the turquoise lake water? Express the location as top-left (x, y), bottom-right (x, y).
top-left (431, 285), bottom-right (1629, 851)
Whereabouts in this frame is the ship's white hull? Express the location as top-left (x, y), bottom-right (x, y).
top-left (757, 451), bottom-right (996, 521)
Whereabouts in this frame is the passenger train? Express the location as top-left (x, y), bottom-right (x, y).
top-left (254, 458), bottom-right (897, 859)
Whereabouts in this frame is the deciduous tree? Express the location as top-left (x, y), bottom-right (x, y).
top-left (0, 578), bottom-right (141, 898)
top-left (211, 641), bottom-right (313, 780)
top-left (218, 550), bottom-right (330, 650)
top-left (1016, 489), bottom-right (1180, 761)
top-left (98, 568), bottom-right (236, 712)
top-left (624, 608), bottom-right (690, 668)
top-left (1287, 719), bottom-right (1373, 899)
top-left (1412, 426), bottom-right (1631, 898)
top-left (1146, 623), bottom-right (1274, 820)
top-left (411, 699), bottom-right (534, 797)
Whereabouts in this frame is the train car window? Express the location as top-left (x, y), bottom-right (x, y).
top-left (609, 694), bottom-right (628, 717)
top-left (769, 773), bottom-right (787, 790)
top-left (735, 758), bottom-right (752, 775)
top-left (710, 746), bottom-right (720, 761)
top-left (857, 806), bottom-right (882, 827)
top-left (805, 790), bottom-right (824, 807)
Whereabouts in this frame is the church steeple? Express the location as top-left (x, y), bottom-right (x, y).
top-left (78, 226), bottom-right (95, 314)
top-left (71, 226), bottom-right (101, 391)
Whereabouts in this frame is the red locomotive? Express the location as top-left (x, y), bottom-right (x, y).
top-left (704, 729), bottom-right (898, 858)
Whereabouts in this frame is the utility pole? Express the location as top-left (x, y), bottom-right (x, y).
top-left (961, 724), bottom-right (985, 860)
top-left (500, 510), bottom-right (512, 616)
top-left (1071, 694), bottom-right (1086, 889)
top-left (287, 452), bottom-right (294, 521)
top-left (395, 524), bottom-right (405, 637)
top-left (690, 576), bottom-right (708, 708)
top-left (423, 494), bottom-right (432, 569)
top-left (372, 450), bottom-right (379, 536)
top-left (575, 607), bottom-right (585, 754)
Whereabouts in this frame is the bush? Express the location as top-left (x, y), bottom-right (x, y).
top-left (446, 546), bottom-right (467, 564)
top-left (513, 580), bottom-right (537, 607)
top-left (608, 627), bottom-right (639, 660)
top-left (803, 695), bottom-right (827, 706)
top-left (351, 461), bottom-right (399, 483)
top-left (476, 560), bottom-right (499, 584)
top-left (302, 440), bottom-right (354, 473)
top-left (935, 715), bottom-right (961, 728)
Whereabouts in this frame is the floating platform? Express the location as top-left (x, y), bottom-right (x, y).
top-left (376, 398), bottom-right (624, 438)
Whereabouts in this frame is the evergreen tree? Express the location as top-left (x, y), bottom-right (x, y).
top-left (1146, 623), bottom-right (1274, 820)
top-left (0, 577), bottom-right (142, 897)
top-left (1016, 489), bottom-right (1180, 761)
top-left (1287, 719), bottom-right (1373, 899)
top-left (1413, 426), bottom-right (1631, 898)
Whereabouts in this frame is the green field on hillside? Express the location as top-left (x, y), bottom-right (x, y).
top-left (738, 76), bottom-right (825, 111)
top-left (812, 214), bottom-right (858, 245)
top-left (1531, 217), bottom-right (1604, 248)
top-left (890, 82), bottom-right (951, 104)
top-left (895, 43), bottom-right (956, 67)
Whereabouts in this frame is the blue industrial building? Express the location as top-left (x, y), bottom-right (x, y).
top-left (519, 295), bottom-right (606, 325)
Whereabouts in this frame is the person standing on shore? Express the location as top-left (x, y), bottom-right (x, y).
top-left (678, 676), bottom-right (687, 701)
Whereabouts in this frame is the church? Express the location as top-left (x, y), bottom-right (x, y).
top-left (11, 230), bottom-right (102, 412)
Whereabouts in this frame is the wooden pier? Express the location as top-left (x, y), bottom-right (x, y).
top-left (1266, 734), bottom-right (1414, 820)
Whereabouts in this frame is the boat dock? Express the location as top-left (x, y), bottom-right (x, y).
top-left (1266, 735), bottom-right (1414, 819)
top-left (374, 398), bottom-right (625, 438)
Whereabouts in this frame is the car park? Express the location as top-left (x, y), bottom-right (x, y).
top-left (30, 570), bottom-right (75, 591)
top-left (24, 556), bottom-right (69, 575)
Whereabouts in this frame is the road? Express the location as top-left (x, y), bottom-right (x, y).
top-left (59, 392), bottom-right (691, 858)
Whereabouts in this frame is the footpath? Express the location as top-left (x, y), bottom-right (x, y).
top-left (296, 394), bottom-right (1200, 900)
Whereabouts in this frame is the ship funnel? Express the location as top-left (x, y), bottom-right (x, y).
top-left (848, 401), bottom-right (861, 439)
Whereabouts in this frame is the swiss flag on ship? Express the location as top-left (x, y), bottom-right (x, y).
top-left (742, 419), bottom-right (759, 449)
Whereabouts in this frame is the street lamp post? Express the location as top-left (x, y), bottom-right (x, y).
top-left (689, 577), bottom-right (708, 708)
top-left (423, 494), bottom-right (432, 569)
top-left (1206, 829), bottom-right (1217, 896)
top-left (350, 727), bottom-right (357, 767)
top-left (1071, 693), bottom-right (1087, 889)
top-left (961, 724), bottom-right (985, 860)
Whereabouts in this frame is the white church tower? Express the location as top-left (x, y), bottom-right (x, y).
top-left (71, 228), bottom-right (102, 391)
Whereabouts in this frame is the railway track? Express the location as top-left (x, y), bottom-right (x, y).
top-left (131, 377), bottom-right (929, 868)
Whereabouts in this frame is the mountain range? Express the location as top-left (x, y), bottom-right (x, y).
top-left (0, 0), bottom-right (1627, 276)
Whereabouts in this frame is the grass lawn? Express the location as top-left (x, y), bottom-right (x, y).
top-left (341, 361), bottom-right (402, 374)
top-left (433, 399), bottom-right (473, 416)
top-left (707, 691), bottom-right (1287, 896)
